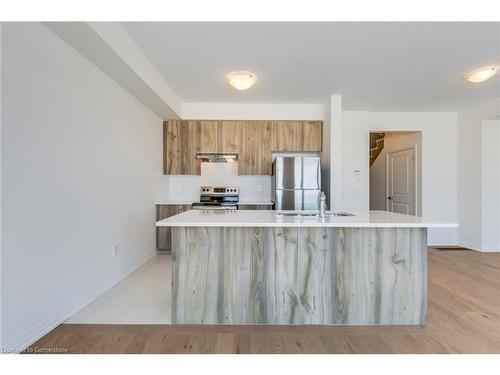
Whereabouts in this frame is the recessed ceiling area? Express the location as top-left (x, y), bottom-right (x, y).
top-left (122, 22), bottom-right (500, 111)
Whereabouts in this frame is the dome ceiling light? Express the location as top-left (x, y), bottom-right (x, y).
top-left (465, 66), bottom-right (498, 83)
top-left (226, 71), bottom-right (257, 90)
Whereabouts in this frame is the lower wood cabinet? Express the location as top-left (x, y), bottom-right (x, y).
top-left (156, 204), bottom-right (192, 250)
top-left (238, 204), bottom-right (273, 210)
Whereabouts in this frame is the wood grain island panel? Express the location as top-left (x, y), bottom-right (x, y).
top-left (171, 227), bottom-right (427, 325)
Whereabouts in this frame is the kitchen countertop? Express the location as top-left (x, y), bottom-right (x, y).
top-left (237, 202), bottom-right (273, 205)
top-left (156, 201), bottom-right (273, 205)
top-left (156, 201), bottom-right (194, 205)
top-left (156, 209), bottom-right (459, 228)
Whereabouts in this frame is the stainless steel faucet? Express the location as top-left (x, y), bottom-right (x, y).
top-left (319, 192), bottom-right (327, 218)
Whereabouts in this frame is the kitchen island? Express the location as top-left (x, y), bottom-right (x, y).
top-left (156, 210), bottom-right (458, 325)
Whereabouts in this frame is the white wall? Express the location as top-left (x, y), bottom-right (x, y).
top-left (182, 102), bottom-right (324, 120)
top-left (329, 96), bottom-right (343, 211)
top-left (370, 132), bottom-right (422, 215)
top-left (1, 23), bottom-right (163, 350)
top-left (342, 111), bottom-right (458, 246)
top-left (0, 22), bottom-right (3, 348)
top-left (481, 120), bottom-right (500, 252)
top-left (320, 98), bottom-right (332, 206)
top-left (158, 163), bottom-right (272, 203)
top-left (457, 98), bottom-right (500, 251)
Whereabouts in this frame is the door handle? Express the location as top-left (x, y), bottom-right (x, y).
top-left (387, 197), bottom-right (392, 200)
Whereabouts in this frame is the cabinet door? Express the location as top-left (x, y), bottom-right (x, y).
top-left (271, 121), bottom-right (299, 151)
top-left (164, 120), bottom-right (181, 175)
top-left (156, 205), bottom-right (176, 251)
top-left (196, 121), bottom-right (218, 153)
top-left (300, 121), bottom-right (322, 151)
top-left (156, 204), bottom-right (192, 250)
top-left (179, 121), bottom-right (199, 175)
top-left (164, 120), bottom-right (198, 175)
top-left (239, 121), bottom-right (259, 175)
top-left (239, 121), bottom-right (272, 175)
top-left (164, 120), bottom-right (221, 175)
top-left (259, 121), bottom-right (273, 175)
top-left (217, 121), bottom-right (240, 153)
top-left (271, 121), bottom-right (322, 152)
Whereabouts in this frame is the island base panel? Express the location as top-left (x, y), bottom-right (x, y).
top-left (171, 227), bottom-right (427, 325)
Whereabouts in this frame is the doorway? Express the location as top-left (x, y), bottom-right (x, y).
top-left (369, 131), bottom-right (422, 216)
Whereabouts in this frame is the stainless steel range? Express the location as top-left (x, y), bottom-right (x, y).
top-left (192, 186), bottom-right (239, 210)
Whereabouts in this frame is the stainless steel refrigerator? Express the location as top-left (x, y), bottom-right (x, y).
top-left (272, 156), bottom-right (321, 211)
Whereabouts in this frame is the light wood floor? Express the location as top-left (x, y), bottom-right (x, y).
top-left (26, 249), bottom-right (500, 354)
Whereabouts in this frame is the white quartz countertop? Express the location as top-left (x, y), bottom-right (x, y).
top-left (156, 201), bottom-right (274, 205)
top-left (237, 202), bottom-right (273, 205)
top-left (156, 209), bottom-right (459, 228)
top-left (156, 201), bottom-right (193, 205)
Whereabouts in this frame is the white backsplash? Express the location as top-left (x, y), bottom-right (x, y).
top-left (158, 162), bottom-right (272, 203)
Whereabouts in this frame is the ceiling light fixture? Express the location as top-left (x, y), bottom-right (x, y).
top-left (465, 66), bottom-right (498, 83)
top-left (226, 71), bottom-right (257, 90)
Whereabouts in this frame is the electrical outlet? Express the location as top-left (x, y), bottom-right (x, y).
top-left (112, 245), bottom-right (119, 256)
top-left (257, 184), bottom-right (263, 192)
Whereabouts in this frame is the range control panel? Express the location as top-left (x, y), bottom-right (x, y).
top-left (200, 186), bottom-right (239, 195)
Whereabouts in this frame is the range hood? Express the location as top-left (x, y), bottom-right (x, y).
top-left (196, 153), bottom-right (239, 163)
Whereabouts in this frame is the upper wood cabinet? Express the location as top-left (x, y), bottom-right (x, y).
top-left (163, 120), bottom-right (322, 175)
top-left (301, 121), bottom-right (323, 151)
top-left (239, 121), bottom-right (272, 175)
top-left (197, 121), bottom-right (219, 153)
top-left (163, 120), bottom-right (180, 175)
top-left (217, 121), bottom-right (240, 153)
top-left (271, 121), bottom-right (322, 152)
top-left (164, 120), bottom-right (219, 175)
top-left (164, 120), bottom-right (197, 175)
top-left (271, 121), bottom-right (298, 151)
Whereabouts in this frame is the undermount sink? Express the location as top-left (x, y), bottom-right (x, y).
top-left (327, 212), bottom-right (355, 217)
top-left (278, 212), bottom-right (318, 217)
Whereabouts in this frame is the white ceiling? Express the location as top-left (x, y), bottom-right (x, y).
top-left (122, 22), bottom-right (500, 111)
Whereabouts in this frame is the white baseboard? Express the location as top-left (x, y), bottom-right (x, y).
top-left (1, 249), bottom-right (156, 353)
top-left (458, 242), bottom-right (500, 252)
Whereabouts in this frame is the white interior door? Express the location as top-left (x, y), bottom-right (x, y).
top-left (387, 147), bottom-right (416, 215)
